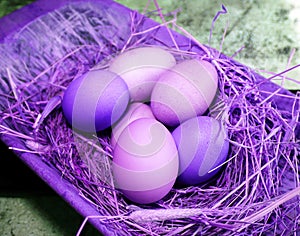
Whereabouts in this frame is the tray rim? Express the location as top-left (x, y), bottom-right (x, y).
top-left (0, 0), bottom-right (131, 235)
top-left (0, 0), bottom-right (117, 43)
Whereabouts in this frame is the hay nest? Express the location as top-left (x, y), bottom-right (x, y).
top-left (0, 2), bottom-right (299, 235)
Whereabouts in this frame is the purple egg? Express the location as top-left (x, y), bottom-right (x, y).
top-left (172, 116), bottom-right (229, 186)
top-left (62, 70), bottom-right (130, 132)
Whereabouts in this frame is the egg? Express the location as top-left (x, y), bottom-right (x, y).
top-left (109, 47), bottom-right (176, 102)
top-left (112, 118), bottom-right (179, 204)
top-left (111, 102), bottom-right (155, 148)
top-left (151, 59), bottom-right (218, 126)
top-left (172, 116), bottom-right (229, 186)
top-left (62, 70), bottom-right (130, 132)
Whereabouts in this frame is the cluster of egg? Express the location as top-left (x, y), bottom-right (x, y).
top-left (62, 47), bottom-right (229, 204)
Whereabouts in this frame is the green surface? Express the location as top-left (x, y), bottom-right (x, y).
top-left (0, 0), bottom-right (33, 17)
top-left (117, 0), bottom-right (300, 89)
top-left (0, 0), bottom-right (300, 236)
top-left (0, 195), bottom-right (98, 236)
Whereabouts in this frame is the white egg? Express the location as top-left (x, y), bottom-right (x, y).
top-left (109, 47), bottom-right (176, 102)
top-left (151, 59), bottom-right (218, 126)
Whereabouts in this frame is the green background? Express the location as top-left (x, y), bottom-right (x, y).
top-left (0, 0), bottom-right (299, 235)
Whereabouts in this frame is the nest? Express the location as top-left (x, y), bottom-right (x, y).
top-left (0, 1), bottom-right (299, 235)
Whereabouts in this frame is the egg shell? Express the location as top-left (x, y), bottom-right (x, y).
top-left (111, 102), bottom-right (155, 148)
top-left (172, 116), bottom-right (229, 186)
top-left (109, 47), bottom-right (176, 102)
top-left (112, 118), bottom-right (179, 204)
top-left (62, 70), bottom-right (130, 132)
top-left (151, 59), bottom-right (218, 126)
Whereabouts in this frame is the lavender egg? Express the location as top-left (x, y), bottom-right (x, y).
top-left (172, 116), bottom-right (229, 186)
top-left (111, 102), bottom-right (155, 148)
top-left (113, 118), bottom-right (179, 204)
top-left (62, 70), bottom-right (130, 132)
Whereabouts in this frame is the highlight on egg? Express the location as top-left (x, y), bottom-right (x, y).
top-left (172, 116), bottom-right (229, 186)
top-left (112, 118), bottom-right (179, 204)
top-left (109, 47), bottom-right (176, 102)
top-left (151, 59), bottom-right (219, 126)
top-left (62, 70), bottom-right (130, 132)
top-left (111, 102), bottom-right (155, 148)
